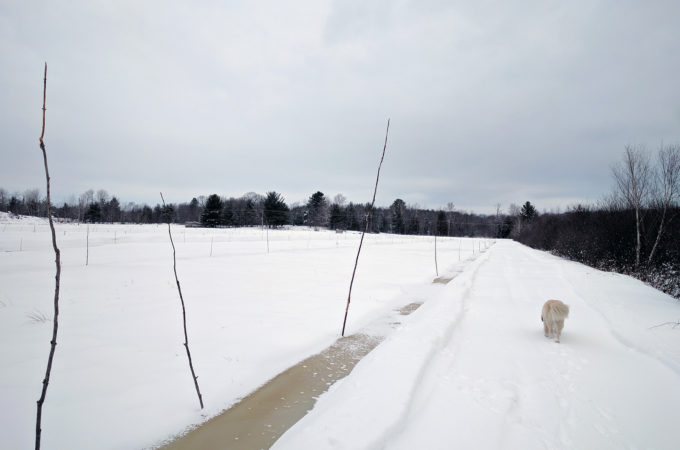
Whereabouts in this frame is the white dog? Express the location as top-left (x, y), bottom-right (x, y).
top-left (541, 299), bottom-right (569, 343)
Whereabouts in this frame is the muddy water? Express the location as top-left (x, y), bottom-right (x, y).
top-left (160, 301), bottom-right (424, 450)
top-left (160, 334), bottom-right (380, 450)
top-left (432, 275), bottom-right (454, 284)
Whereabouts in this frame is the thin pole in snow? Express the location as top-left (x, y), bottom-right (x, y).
top-left (160, 193), bottom-right (204, 409)
top-left (341, 118), bottom-right (390, 337)
top-left (434, 232), bottom-right (439, 277)
top-left (35, 62), bottom-right (62, 450)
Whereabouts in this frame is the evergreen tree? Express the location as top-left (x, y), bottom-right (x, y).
top-left (329, 203), bottom-right (346, 230)
top-left (520, 201), bottom-right (538, 222)
top-left (188, 197), bottom-right (200, 222)
top-left (201, 194), bottom-right (222, 227)
top-left (346, 203), bottom-right (361, 231)
top-left (84, 203), bottom-right (102, 223)
top-left (220, 202), bottom-right (235, 226)
top-left (160, 204), bottom-right (174, 223)
top-left (436, 210), bottom-right (448, 236)
top-left (390, 198), bottom-right (406, 234)
top-left (108, 197), bottom-right (121, 222)
top-left (243, 198), bottom-right (257, 226)
top-left (263, 191), bottom-right (289, 227)
top-left (141, 205), bottom-right (153, 223)
top-left (9, 196), bottom-right (20, 214)
top-left (306, 191), bottom-right (329, 228)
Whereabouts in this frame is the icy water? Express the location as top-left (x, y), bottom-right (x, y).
top-left (160, 301), bottom-right (425, 450)
top-left (156, 266), bottom-right (471, 450)
top-left (155, 266), bottom-right (471, 450)
top-left (432, 275), bottom-right (454, 284)
top-left (160, 333), bottom-right (383, 449)
top-left (161, 303), bottom-right (422, 450)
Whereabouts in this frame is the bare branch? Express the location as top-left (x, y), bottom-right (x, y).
top-left (648, 320), bottom-right (680, 330)
top-left (160, 193), bottom-right (204, 409)
top-left (648, 143), bottom-right (680, 264)
top-left (611, 145), bottom-right (652, 267)
top-left (35, 62), bottom-right (62, 450)
top-left (341, 119), bottom-right (390, 337)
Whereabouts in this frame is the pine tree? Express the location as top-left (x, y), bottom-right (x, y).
top-left (201, 194), bottom-right (222, 227)
top-left (84, 203), bottom-right (102, 223)
top-left (329, 203), bottom-right (345, 230)
top-left (436, 210), bottom-right (447, 236)
top-left (220, 202), bottom-right (235, 226)
top-left (306, 191), bottom-right (329, 228)
top-left (520, 201), bottom-right (538, 222)
top-left (390, 199), bottom-right (406, 234)
top-left (263, 191), bottom-right (289, 227)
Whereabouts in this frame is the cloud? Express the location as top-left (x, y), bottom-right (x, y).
top-left (1, 1), bottom-right (679, 213)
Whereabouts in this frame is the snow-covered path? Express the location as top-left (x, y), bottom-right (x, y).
top-left (274, 240), bottom-right (680, 450)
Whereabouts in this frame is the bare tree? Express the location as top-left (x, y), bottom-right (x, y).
top-left (160, 193), bottom-right (204, 409)
top-left (341, 119), bottom-right (390, 337)
top-left (35, 62), bottom-right (62, 450)
top-left (446, 202), bottom-right (455, 236)
top-left (611, 145), bottom-right (652, 267)
top-left (0, 187), bottom-right (8, 211)
top-left (95, 189), bottom-right (109, 205)
top-left (508, 203), bottom-right (521, 238)
top-left (647, 143), bottom-right (680, 264)
top-left (333, 193), bottom-right (347, 207)
top-left (78, 189), bottom-right (94, 223)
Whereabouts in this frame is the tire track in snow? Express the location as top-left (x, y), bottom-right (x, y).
top-left (369, 248), bottom-right (493, 449)
top-left (384, 242), bottom-right (577, 449)
top-left (273, 248), bottom-right (494, 450)
top-left (276, 241), bottom-right (680, 450)
top-left (385, 241), bottom-right (680, 450)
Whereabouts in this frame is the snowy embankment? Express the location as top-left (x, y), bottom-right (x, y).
top-left (274, 240), bottom-right (680, 450)
top-left (0, 213), bottom-right (484, 449)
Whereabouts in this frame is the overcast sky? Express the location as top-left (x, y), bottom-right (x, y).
top-left (2, 0), bottom-right (679, 214)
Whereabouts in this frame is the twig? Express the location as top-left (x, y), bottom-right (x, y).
top-left (160, 193), bottom-right (204, 409)
top-left (341, 119), bottom-right (390, 336)
top-left (35, 62), bottom-right (62, 450)
top-left (648, 320), bottom-right (680, 330)
top-left (434, 232), bottom-right (439, 277)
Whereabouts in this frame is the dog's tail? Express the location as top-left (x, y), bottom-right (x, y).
top-left (548, 301), bottom-right (570, 320)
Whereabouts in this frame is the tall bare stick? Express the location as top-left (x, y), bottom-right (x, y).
top-left (434, 232), bottom-right (439, 276)
top-left (160, 193), bottom-right (204, 409)
top-left (341, 119), bottom-right (390, 336)
top-left (35, 62), bottom-right (62, 450)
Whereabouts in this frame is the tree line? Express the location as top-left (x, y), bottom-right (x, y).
top-left (513, 144), bottom-right (680, 299)
top-left (0, 187), bottom-right (504, 237)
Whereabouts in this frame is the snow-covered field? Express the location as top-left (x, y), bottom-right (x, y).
top-left (1, 212), bottom-right (679, 449)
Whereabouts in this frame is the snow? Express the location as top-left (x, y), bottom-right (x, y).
top-left (1, 212), bottom-right (679, 449)
top-left (274, 241), bottom-right (680, 450)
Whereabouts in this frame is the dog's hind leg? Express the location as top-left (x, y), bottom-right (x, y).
top-left (543, 320), bottom-right (549, 337)
top-left (555, 320), bottom-right (564, 343)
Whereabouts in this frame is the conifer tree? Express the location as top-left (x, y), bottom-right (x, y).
top-left (306, 191), bottom-right (329, 228)
top-left (200, 194), bottom-right (222, 227)
top-left (520, 201), bottom-right (538, 222)
top-left (263, 191), bottom-right (289, 227)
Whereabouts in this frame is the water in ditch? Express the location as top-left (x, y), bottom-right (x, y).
top-left (159, 302), bottom-right (424, 450)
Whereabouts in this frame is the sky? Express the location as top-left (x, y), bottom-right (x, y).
top-left (1, 0), bottom-right (679, 214)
